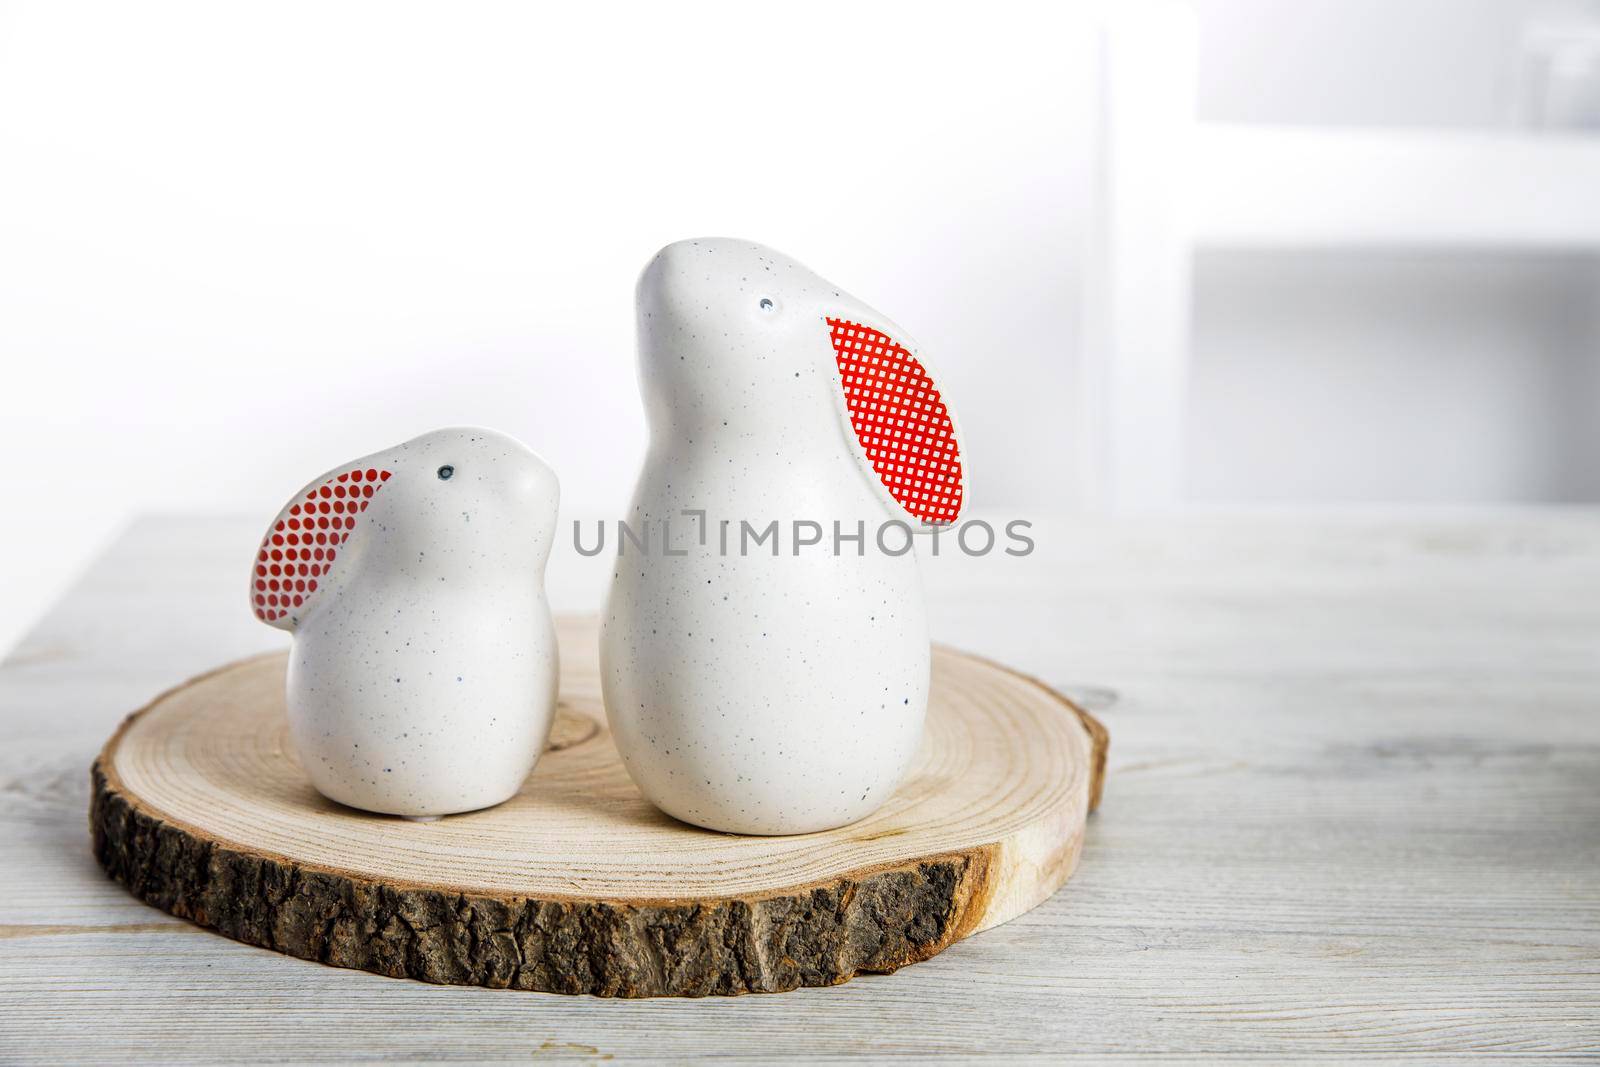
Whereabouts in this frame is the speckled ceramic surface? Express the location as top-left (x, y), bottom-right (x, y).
top-left (250, 427), bottom-right (560, 818)
top-left (600, 238), bottom-right (966, 835)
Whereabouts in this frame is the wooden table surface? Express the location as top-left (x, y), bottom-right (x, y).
top-left (2, 513), bottom-right (1597, 1063)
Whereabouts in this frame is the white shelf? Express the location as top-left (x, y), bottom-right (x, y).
top-left (1193, 124), bottom-right (1600, 250)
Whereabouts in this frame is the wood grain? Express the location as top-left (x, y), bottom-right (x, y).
top-left (89, 616), bottom-right (1105, 996)
top-left (3, 513), bottom-right (1598, 1061)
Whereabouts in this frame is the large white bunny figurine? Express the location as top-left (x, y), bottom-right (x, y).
top-left (601, 238), bottom-right (966, 835)
top-left (250, 427), bottom-right (560, 819)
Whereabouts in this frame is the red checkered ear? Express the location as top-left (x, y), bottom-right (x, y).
top-left (826, 317), bottom-right (965, 526)
top-left (250, 464), bottom-right (393, 630)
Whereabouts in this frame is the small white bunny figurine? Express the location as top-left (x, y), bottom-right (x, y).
top-left (601, 238), bottom-right (966, 835)
top-left (250, 427), bottom-right (560, 819)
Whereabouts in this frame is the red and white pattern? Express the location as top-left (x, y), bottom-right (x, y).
top-left (252, 467), bottom-right (391, 623)
top-left (827, 317), bottom-right (963, 525)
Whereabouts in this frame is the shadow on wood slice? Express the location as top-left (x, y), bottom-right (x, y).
top-left (89, 616), bottom-right (1107, 996)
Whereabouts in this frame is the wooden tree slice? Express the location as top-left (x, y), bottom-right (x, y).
top-left (91, 616), bottom-right (1106, 997)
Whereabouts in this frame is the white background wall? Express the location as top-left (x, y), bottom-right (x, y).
top-left (1189, 251), bottom-right (1600, 503)
top-left (1189, 0), bottom-right (1600, 506)
top-left (1195, 0), bottom-right (1600, 128)
top-left (0, 1), bottom-right (1097, 653)
top-left (4, 0), bottom-right (1599, 654)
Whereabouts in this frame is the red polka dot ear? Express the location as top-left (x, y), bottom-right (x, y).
top-left (251, 465), bottom-right (391, 629)
top-left (827, 317), bottom-right (964, 526)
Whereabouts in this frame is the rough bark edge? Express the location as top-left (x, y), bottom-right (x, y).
top-left (91, 759), bottom-right (1000, 996)
top-left (86, 651), bottom-right (1105, 996)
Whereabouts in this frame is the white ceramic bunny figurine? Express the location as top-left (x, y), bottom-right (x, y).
top-left (250, 427), bottom-right (560, 819)
top-left (601, 238), bottom-right (966, 835)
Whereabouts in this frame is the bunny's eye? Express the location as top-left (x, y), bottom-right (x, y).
top-left (437, 465), bottom-right (455, 480)
top-left (758, 297), bottom-right (776, 312)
